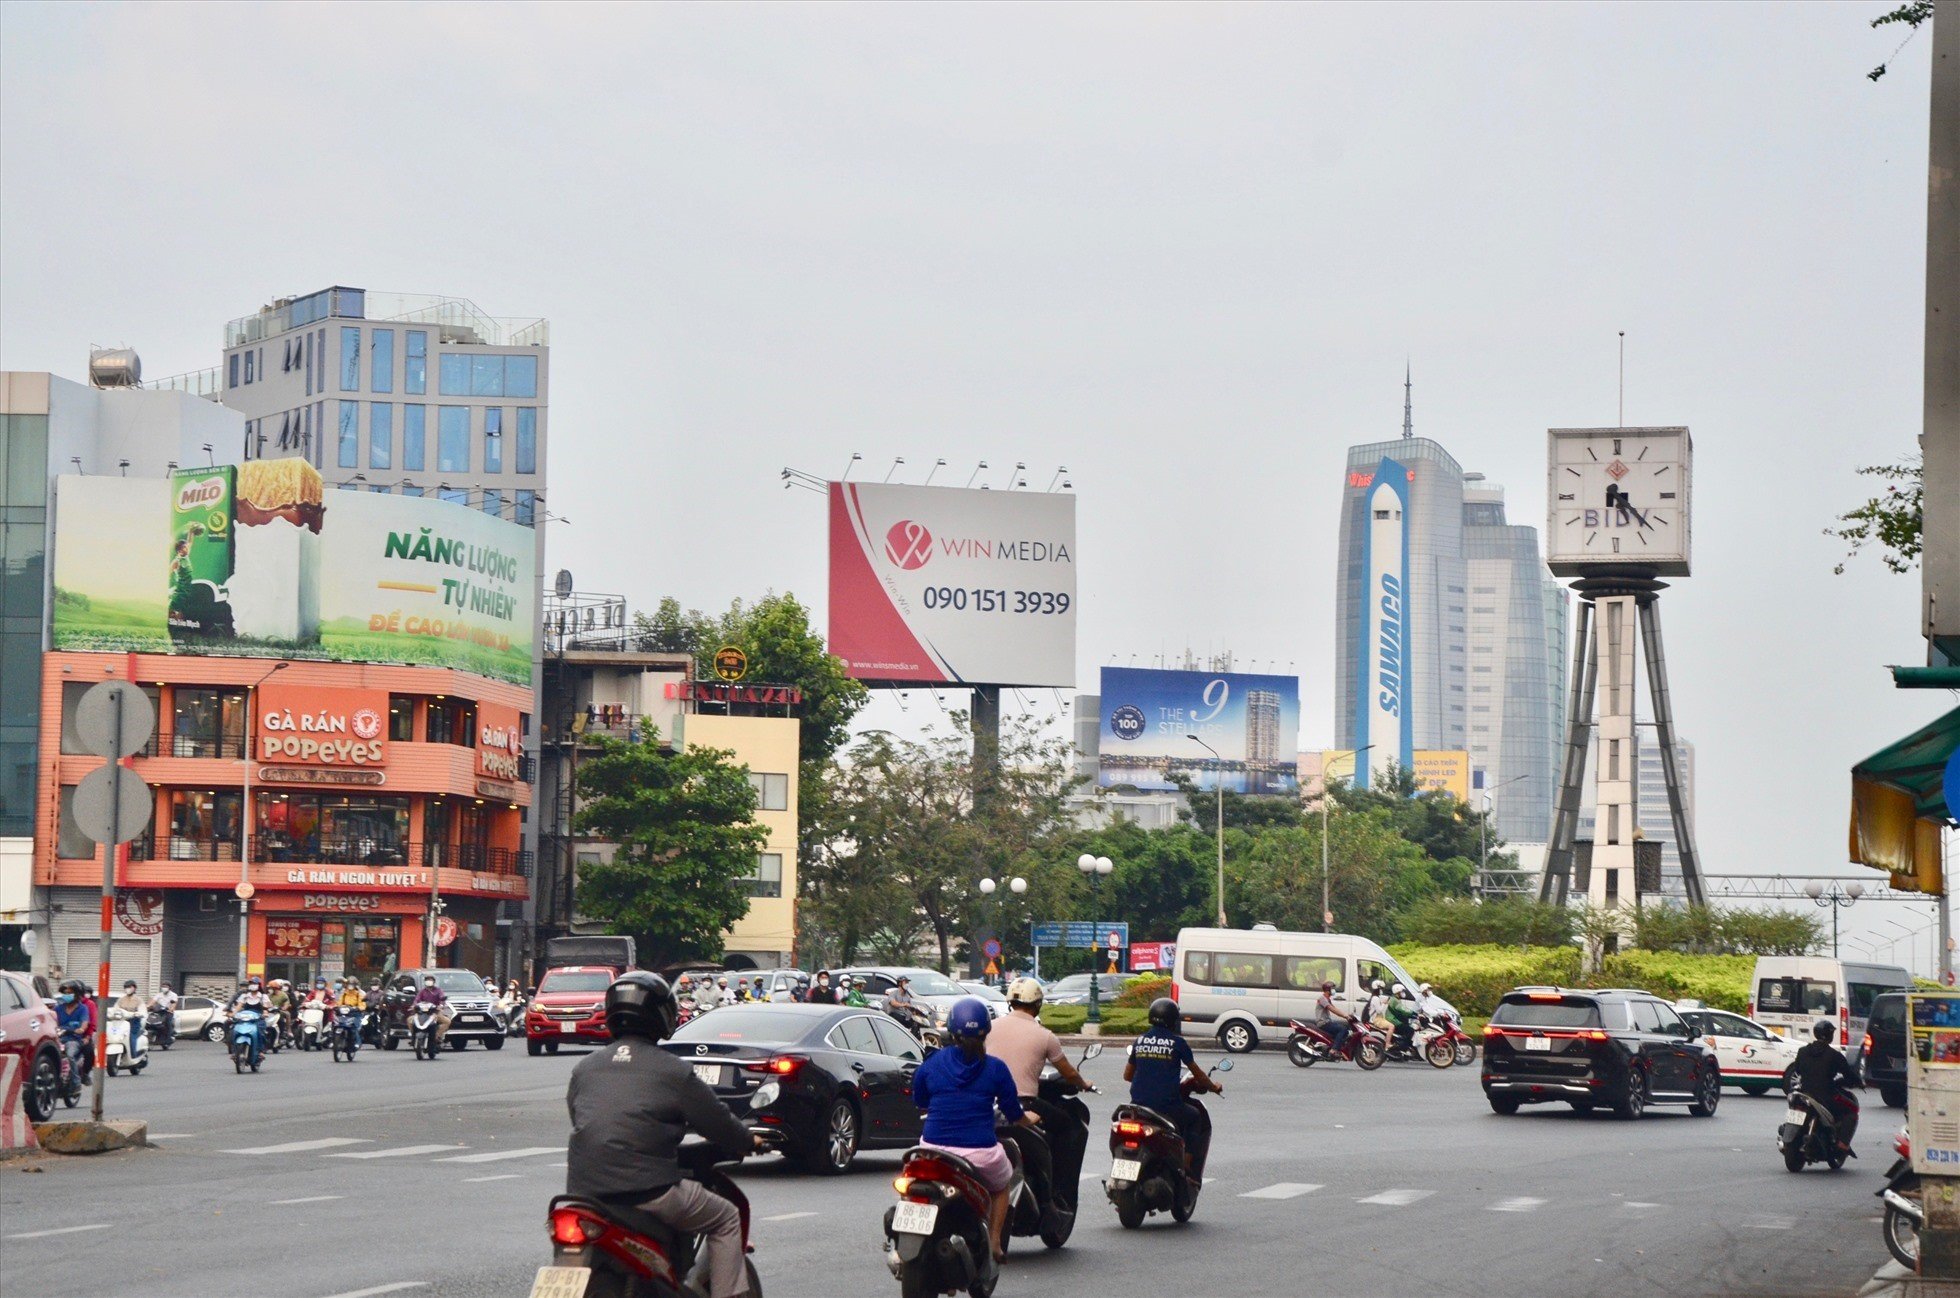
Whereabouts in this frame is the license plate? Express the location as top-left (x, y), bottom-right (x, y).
top-left (1110, 1157), bottom-right (1143, 1182)
top-left (457, 1015), bottom-right (484, 1025)
top-left (528, 1266), bottom-right (592, 1298)
top-left (892, 1200), bottom-right (940, 1235)
top-left (559, 1021), bottom-right (576, 1034)
top-left (693, 1064), bottom-right (723, 1086)
top-left (1524, 1037), bottom-right (1552, 1052)
top-left (1786, 1108), bottom-right (1806, 1125)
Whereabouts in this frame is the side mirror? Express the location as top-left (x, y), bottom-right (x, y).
top-left (1081, 1042), bottom-right (1105, 1062)
top-left (1213, 1056), bottom-right (1235, 1073)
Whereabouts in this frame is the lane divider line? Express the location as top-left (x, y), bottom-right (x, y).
top-left (1488, 1197), bottom-right (1547, 1213)
top-left (316, 1285), bottom-right (430, 1298)
top-left (222, 1137), bottom-right (369, 1156)
top-left (5, 1223), bottom-right (112, 1240)
top-left (325, 1145), bottom-right (463, 1160)
top-left (273, 1195), bottom-right (344, 1206)
top-left (434, 1146), bottom-right (562, 1164)
top-left (762, 1211), bottom-right (820, 1222)
top-left (1357, 1188), bottom-right (1435, 1207)
top-left (1240, 1183), bottom-right (1323, 1200)
top-left (463, 1174), bottom-right (524, 1183)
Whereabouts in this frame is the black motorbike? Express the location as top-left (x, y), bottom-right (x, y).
top-left (1104, 1055), bottom-right (1234, 1229)
top-left (145, 1006), bottom-right (176, 1051)
top-left (1778, 1085), bottom-right (1859, 1172)
top-left (999, 1043), bottom-right (1102, 1251)
top-left (539, 1140), bottom-right (761, 1298)
top-left (330, 1007), bottom-right (362, 1063)
top-left (1879, 1125), bottom-right (1922, 1270)
top-left (885, 1142), bottom-right (1016, 1298)
top-left (410, 1002), bottom-right (442, 1061)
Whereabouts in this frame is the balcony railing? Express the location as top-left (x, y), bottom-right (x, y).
top-left (142, 366), bottom-right (224, 400)
top-left (147, 836), bottom-right (528, 876)
top-left (142, 733), bottom-right (248, 759)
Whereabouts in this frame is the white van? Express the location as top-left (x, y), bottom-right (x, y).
top-left (1171, 926), bottom-right (1440, 1053)
top-left (1749, 956), bottom-right (1912, 1058)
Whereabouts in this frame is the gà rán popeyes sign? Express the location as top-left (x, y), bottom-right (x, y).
top-left (258, 686), bottom-right (388, 767)
top-left (476, 702), bottom-right (524, 784)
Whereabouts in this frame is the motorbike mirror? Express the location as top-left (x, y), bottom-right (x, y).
top-left (1081, 1043), bottom-right (1105, 1062)
top-left (1213, 1057), bottom-right (1235, 1073)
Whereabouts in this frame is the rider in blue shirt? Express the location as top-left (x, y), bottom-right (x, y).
top-left (1125, 998), bottom-right (1222, 1178)
top-left (54, 980), bottom-right (96, 1083)
top-left (910, 997), bottom-right (1038, 1264)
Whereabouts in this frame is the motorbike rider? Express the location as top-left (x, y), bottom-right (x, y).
top-left (113, 979), bottom-right (147, 1058)
top-left (1415, 982), bottom-right (1451, 1019)
top-left (266, 979), bottom-right (295, 1045)
top-left (565, 973), bottom-right (760, 1298)
top-left (1361, 979), bottom-right (1390, 1034)
top-left (912, 998), bottom-right (1037, 1266)
top-left (230, 976), bottom-right (270, 1015)
top-left (692, 973), bottom-right (722, 1014)
top-left (1124, 998), bottom-right (1223, 1180)
top-left (839, 975), bottom-right (867, 1008)
top-left (413, 974), bottom-right (453, 1052)
top-left (54, 979), bottom-right (96, 1084)
top-left (1386, 983), bottom-right (1417, 1054)
top-left (334, 975), bottom-right (367, 1050)
top-left (1795, 1021), bottom-right (1864, 1152)
top-left (806, 970), bottom-right (836, 1005)
top-left (987, 977), bottom-right (1094, 1219)
top-left (884, 976), bottom-right (923, 1029)
top-left (1315, 980), bottom-right (1355, 1053)
top-left (149, 981), bottom-right (180, 1048)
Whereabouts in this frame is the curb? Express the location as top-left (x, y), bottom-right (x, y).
top-left (1859, 1261), bottom-right (1960, 1297)
top-left (31, 1119), bottom-right (148, 1155)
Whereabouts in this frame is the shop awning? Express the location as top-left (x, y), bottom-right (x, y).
top-left (1849, 704), bottom-right (1960, 894)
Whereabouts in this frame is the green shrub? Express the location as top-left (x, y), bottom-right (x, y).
top-left (1386, 943), bottom-right (1582, 1018)
top-left (1040, 1005), bottom-right (1087, 1034)
top-left (1113, 976), bottom-right (1170, 1008)
top-left (1039, 1004), bottom-right (1150, 1035)
top-left (1399, 897), bottom-right (1577, 947)
top-left (1597, 949), bottom-right (1755, 1012)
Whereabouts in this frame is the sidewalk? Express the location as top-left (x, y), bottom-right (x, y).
top-left (1860, 1262), bottom-right (1960, 1297)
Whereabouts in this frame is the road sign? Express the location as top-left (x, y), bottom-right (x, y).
top-left (75, 680), bottom-right (155, 759)
top-left (234, 881), bottom-right (256, 900)
top-left (435, 916), bottom-right (460, 948)
top-left (714, 646), bottom-right (748, 682)
top-left (72, 765), bottom-right (152, 846)
top-left (1030, 921), bottom-right (1129, 950)
top-left (982, 938), bottom-right (1002, 959)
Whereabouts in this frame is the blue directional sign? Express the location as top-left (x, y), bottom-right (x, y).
top-left (1030, 921), bottom-right (1129, 950)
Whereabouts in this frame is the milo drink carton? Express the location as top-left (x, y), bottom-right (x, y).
top-left (167, 466), bottom-right (237, 641)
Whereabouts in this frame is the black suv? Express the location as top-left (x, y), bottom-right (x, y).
top-left (1863, 991), bottom-right (1909, 1108)
top-left (1483, 987), bottom-right (1722, 1120)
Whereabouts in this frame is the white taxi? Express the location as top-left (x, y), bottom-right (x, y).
top-left (1677, 1001), bottom-right (1801, 1095)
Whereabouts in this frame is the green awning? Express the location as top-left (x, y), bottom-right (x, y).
top-left (1853, 705), bottom-right (1960, 822)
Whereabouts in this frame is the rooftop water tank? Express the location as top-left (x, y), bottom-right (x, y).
top-left (88, 348), bottom-right (143, 388)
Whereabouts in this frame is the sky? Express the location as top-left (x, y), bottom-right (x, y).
top-left (0, 2), bottom-right (1946, 965)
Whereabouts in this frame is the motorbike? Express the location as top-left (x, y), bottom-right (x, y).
top-left (1104, 1055), bottom-right (1234, 1230)
top-left (104, 1008), bottom-right (150, 1077)
top-left (230, 1008), bottom-right (268, 1074)
top-left (297, 1003), bottom-right (328, 1051)
top-left (887, 1003), bottom-right (944, 1051)
top-left (330, 1007), bottom-right (362, 1062)
top-left (56, 1036), bottom-right (87, 1107)
top-left (410, 1001), bottom-right (443, 1061)
top-left (536, 1139), bottom-right (761, 1298)
top-left (885, 1141), bottom-right (1019, 1298)
top-left (999, 1043), bottom-right (1103, 1253)
top-left (1879, 1124), bottom-right (1922, 1270)
top-left (1286, 1018), bottom-right (1385, 1070)
top-left (1778, 1085), bottom-right (1859, 1172)
top-left (1382, 1015), bottom-right (1456, 1068)
top-left (1425, 1012), bottom-right (1477, 1067)
top-left (145, 1005), bottom-right (176, 1051)
top-left (500, 995), bottom-right (528, 1037)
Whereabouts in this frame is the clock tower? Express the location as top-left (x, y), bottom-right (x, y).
top-left (1540, 427), bottom-right (1705, 915)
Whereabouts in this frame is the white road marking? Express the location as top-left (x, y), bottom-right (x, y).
top-left (272, 1195), bottom-right (343, 1205)
top-left (222, 1137), bottom-right (368, 1156)
top-left (317, 1286), bottom-right (429, 1298)
top-left (5, 1223), bottom-right (112, 1240)
top-left (434, 1146), bottom-right (562, 1164)
top-left (1357, 1189), bottom-right (1435, 1207)
top-left (463, 1174), bottom-right (523, 1183)
top-left (146, 1133), bottom-right (197, 1140)
top-left (1623, 1202), bottom-right (1664, 1210)
top-left (325, 1144), bottom-right (461, 1160)
top-left (1240, 1182), bottom-right (1322, 1200)
top-left (1489, 1197), bottom-right (1546, 1213)
top-left (763, 1211), bottom-right (820, 1221)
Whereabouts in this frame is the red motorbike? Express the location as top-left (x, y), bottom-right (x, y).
top-left (884, 1143), bottom-right (1019, 1298)
top-left (1426, 1012), bottom-right (1478, 1067)
top-left (1286, 1018), bottom-right (1385, 1070)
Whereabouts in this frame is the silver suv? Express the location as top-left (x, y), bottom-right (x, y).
top-left (385, 969), bottom-right (507, 1051)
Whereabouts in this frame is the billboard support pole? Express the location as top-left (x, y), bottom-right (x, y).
top-left (971, 686), bottom-right (1001, 798)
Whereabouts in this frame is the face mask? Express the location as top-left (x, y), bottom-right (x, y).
top-left (59, 993), bottom-right (76, 1004)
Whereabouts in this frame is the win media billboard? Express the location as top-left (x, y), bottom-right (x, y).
top-left (828, 481), bottom-right (1076, 687)
top-left (1098, 667), bottom-right (1300, 794)
top-left (52, 459), bottom-right (535, 685)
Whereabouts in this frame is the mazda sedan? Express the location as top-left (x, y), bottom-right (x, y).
top-left (660, 1004), bottom-right (925, 1174)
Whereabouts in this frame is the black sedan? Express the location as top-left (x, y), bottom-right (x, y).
top-left (660, 1003), bottom-right (926, 1174)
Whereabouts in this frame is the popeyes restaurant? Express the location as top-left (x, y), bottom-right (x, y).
top-left (32, 651), bottom-right (531, 999)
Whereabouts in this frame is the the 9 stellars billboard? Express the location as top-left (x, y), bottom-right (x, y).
top-left (1099, 667), bottom-right (1301, 794)
top-left (828, 481), bottom-right (1076, 687)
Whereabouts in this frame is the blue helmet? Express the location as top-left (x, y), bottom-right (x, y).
top-left (947, 997), bottom-right (992, 1041)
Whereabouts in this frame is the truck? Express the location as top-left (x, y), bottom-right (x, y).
top-left (543, 935), bottom-right (637, 973)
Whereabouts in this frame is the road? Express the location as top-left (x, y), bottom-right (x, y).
top-left (0, 1034), bottom-right (1890, 1298)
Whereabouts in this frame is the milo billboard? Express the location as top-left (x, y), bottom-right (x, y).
top-left (167, 466), bottom-right (236, 640)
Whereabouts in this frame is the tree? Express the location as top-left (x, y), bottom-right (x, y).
top-left (1826, 460), bottom-right (1923, 574)
top-left (1398, 896), bottom-right (1577, 947)
top-left (1868, 1), bottom-right (1935, 81)
top-left (1328, 766), bottom-right (1509, 880)
top-left (571, 725), bottom-right (770, 967)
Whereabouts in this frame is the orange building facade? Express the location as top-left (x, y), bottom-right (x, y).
top-left (37, 650), bottom-right (530, 996)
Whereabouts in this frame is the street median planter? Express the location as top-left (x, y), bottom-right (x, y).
top-left (32, 1119), bottom-right (148, 1155)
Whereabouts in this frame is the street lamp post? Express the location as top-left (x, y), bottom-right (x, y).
top-left (1477, 774), bottom-right (1531, 899)
top-left (977, 875), bottom-right (1027, 983)
top-left (1805, 881), bottom-right (1866, 959)
top-left (239, 661), bottom-right (289, 983)
top-left (1186, 736), bottom-right (1226, 926)
top-left (1321, 744), bottom-right (1373, 932)
top-left (1077, 853), bottom-right (1112, 1030)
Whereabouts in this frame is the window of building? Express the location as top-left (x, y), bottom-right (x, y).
top-left (388, 695), bottom-right (417, 742)
top-left (482, 489), bottom-right (502, 519)
top-left (404, 330), bottom-right (427, 394)
top-left (370, 328), bottom-right (394, 393)
top-left (340, 326), bottom-right (361, 391)
top-left (484, 407), bottom-right (503, 473)
top-left (338, 401), bottom-right (359, 468)
top-left (171, 687), bottom-right (247, 757)
top-left (402, 485), bottom-right (424, 498)
top-left (426, 698), bottom-right (477, 747)
top-left (506, 355), bottom-right (538, 398)
top-left (243, 350), bottom-right (255, 384)
top-left (369, 403), bottom-right (393, 470)
top-left (515, 489), bottom-right (536, 526)
top-left (515, 407), bottom-right (537, 474)
top-left (58, 681), bottom-right (160, 755)
top-left (438, 354), bottom-right (469, 395)
top-left (255, 793), bottom-right (412, 865)
top-left (402, 404), bottom-right (426, 472)
top-left (440, 487), bottom-right (469, 507)
top-left (228, 353), bottom-right (239, 389)
top-left (748, 772), bottom-right (789, 811)
top-left (745, 852), bottom-right (783, 898)
top-left (304, 332), bottom-right (314, 396)
top-left (438, 407), bottom-right (470, 473)
top-left (56, 786), bottom-right (92, 859)
top-left (166, 790), bottom-right (242, 860)
top-left (471, 355), bottom-right (503, 396)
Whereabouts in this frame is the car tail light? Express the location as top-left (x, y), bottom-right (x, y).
top-left (1580, 1030), bottom-right (1610, 1042)
top-left (1526, 992), bottom-right (1563, 1002)
top-left (743, 1055), bottom-right (805, 1077)
top-left (1863, 1032), bottom-right (1874, 1057)
top-left (1483, 1025), bottom-right (1507, 1038)
top-left (551, 1207), bottom-right (600, 1246)
top-left (1746, 1000), bottom-right (1754, 1018)
top-left (1170, 982), bottom-right (1179, 1003)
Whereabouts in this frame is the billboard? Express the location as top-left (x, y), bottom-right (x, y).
top-left (828, 482), bottom-right (1076, 686)
top-left (1322, 749), bottom-right (1471, 802)
top-left (1098, 667), bottom-right (1300, 794)
top-left (1354, 457), bottom-right (1413, 789)
top-left (51, 459), bottom-right (535, 685)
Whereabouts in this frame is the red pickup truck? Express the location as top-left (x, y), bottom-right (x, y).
top-left (524, 966), bottom-right (621, 1054)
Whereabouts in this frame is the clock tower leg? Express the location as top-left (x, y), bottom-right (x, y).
top-left (1637, 598), bottom-right (1706, 906)
top-left (1585, 596), bottom-right (1641, 954)
top-left (1541, 599), bottom-right (1598, 907)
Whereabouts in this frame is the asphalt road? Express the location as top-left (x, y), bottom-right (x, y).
top-left (0, 1034), bottom-right (1893, 1298)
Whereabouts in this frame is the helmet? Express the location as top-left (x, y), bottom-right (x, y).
top-left (1391, 983), bottom-right (1406, 997)
top-left (1370, 979), bottom-right (1385, 993)
top-left (604, 972), bottom-right (680, 1042)
top-left (1814, 1021), bottom-right (1836, 1043)
top-left (947, 998), bottom-right (992, 1041)
top-left (58, 979), bottom-right (84, 997)
top-left (1006, 977), bottom-right (1045, 1009)
top-left (1320, 981), bottom-right (1336, 993)
top-left (1147, 997), bottom-right (1180, 1032)
top-left (838, 975), bottom-right (853, 988)
top-left (1417, 983), bottom-right (1432, 996)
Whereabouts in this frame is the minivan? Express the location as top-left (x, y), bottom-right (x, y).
top-left (1171, 926), bottom-right (1445, 1053)
top-left (1749, 956), bottom-right (1912, 1059)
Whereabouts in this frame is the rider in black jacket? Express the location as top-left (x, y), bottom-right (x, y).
top-left (566, 972), bottom-right (759, 1298)
top-left (1792, 1021), bottom-right (1863, 1152)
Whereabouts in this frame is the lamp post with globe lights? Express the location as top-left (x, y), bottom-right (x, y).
top-left (1804, 880), bottom-right (1865, 959)
top-left (977, 875), bottom-right (1027, 984)
top-left (1078, 853), bottom-right (1113, 1031)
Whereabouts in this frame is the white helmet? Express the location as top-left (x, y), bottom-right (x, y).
top-left (1006, 977), bottom-right (1045, 1008)
top-left (1371, 979), bottom-right (1385, 993)
top-left (1391, 983), bottom-right (1407, 997)
top-left (1417, 983), bottom-right (1432, 996)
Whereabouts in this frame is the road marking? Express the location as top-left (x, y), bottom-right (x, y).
top-left (146, 1133), bottom-right (197, 1140)
top-left (325, 1144), bottom-right (461, 1160)
top-left (763, 1211), bottom-right (820, 1221)
top-left (463, 1174), bottom-right (523, 1183)
top-left (222, 1137), bottom-right (368, 1155)
top-left (1623, 1202), bottom-right (1663, 1210)
top-left (272, 1195), bottom-right (343, 1205)
top-left (5, 1224), bottom-right (111, 1240)
top-left (317, 1286), bottom-right (429, 1298)
top-left (1240, 1182), bottom-right (1321, 1200)
top-left (1489, 1197), bottom-right (1546, 1213)
top-left (434, 1146), bottom-right (562, 1164)
top-left (1357, 1189), bottom-right (1435, 1207)
top-left (1741, 1215), bottom-right (1795, 1230)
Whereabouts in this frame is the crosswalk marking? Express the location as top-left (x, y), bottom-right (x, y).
top-left (1357, 1189), bottom-right (1435, 1207)
top-left (763, 1211), bottom-right (820, 1222)
top-left (271, 1195), bottom-right (343, 1205)
top-left (318, 1285), bottom-right (428, 1298)
top-left (222, 1137), bottom-right (368, 1156)
top-left (1240, 1183), bottom-right (1322, 1200)
top-left (1488, 1197), bottom-right (1546, 1213)
top-left (433, 1146), bottom-right (563, 1164)
top-left (463, 1174), bottom-right (523, 1183)
top-left (325, 1144), bottom-right (462, 1160)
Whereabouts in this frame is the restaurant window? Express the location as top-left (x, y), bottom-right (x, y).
top-left (388, 694), bottom-right (417, 742)
top-left (166, 790), bottom-right (242, 859)
top-left (171, 687), bottom-right (247, 757)
top-left (255, 793), bottom-right (411, 865)
top-left (426, 698), bottom-right (476, 748)
top-left (61, 681), bottom-right (160, 755)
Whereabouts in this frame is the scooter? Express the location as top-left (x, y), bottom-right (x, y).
top-left (297, 1003), bottom-right (328, 1051)
top-left (330, 1007), bottom-right (362, 1062)
top-left (145, 1004), bottom-right (176, 1051)
top-left (1426, 1012), bottom-right (1478, 1067)
top-left (1879, 1124), bottom-right (1922, 1270)
top-left (885, 1141), bottom-right (1020, 1298)
top-left (104, 1008), bottom-right (150, 1076)
top-left (1104, 1055), bottom-right (1234, 1229)
top-left (1000, 1043), bottom-right (1103, 1252)
top-left (501, 994), bottom-right (528, 1037)
top-left (1778, 1084), bottom-right (1859, 1172)
top-left (1382, 1016), bottom-right (1455, 1068)
top-left (1286, 1018), bottom-right (1385, 1070)
top-left (536, 1139), bottom-right (762, 1298)
top-left (230, 1008), bottom-right (268, 1074)
top-left (55, 1036), bottom-right (87, 1108)
top-left (410, 1002), bottom-right (443, 1061)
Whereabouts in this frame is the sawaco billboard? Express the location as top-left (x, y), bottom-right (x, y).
top-left (828, 482), bottom-right (1076, 687)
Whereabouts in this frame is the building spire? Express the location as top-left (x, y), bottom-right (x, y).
top-left (1402, 361), bottom-right (1414, 440)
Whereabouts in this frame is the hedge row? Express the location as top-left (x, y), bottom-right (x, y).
top-left (1039, 1005), bottom-right (1151, 1034)
top-left (1385, 944), bottom-right (1758, 1017)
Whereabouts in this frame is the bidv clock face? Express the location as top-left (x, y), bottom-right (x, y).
top-left (1547, 427), bottom-right (1690, 576)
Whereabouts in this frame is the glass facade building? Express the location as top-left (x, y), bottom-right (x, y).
top-left (0, 412), bottom-right (48, 839)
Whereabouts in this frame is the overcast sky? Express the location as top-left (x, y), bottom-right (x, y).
top-left (1, 3), bottom-right (1945, 960)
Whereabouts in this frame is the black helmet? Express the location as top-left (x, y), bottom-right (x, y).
top-left (604, 972), bottom-right (679, 1042)
top-left (1147, 997), bottom-right (1180, 1033)
top-left (1814, 1021), bottom-right (1836, 1044)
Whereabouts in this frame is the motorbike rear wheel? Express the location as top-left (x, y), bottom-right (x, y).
top-left (1039, 1206), bottom-right (1075, 1250)
top-left (1115, 1193), bottom-right (1147, 1230)
top-left (1424, 1038), bottom-right (1455, 1069)
top-left (1287, 1037), bottom-right (1317, 1068)
top-left (1782, 1144), bottom-right (1806, 1173)
top-left (1171, 1178), bottom-right (1199, 1223)
top-left (233, 1044), bottom-right (245, 1075)
top-left (898, 1258), bottom-right (936, 1298)
top-left (1885, 1199), bottom-right (1922, 1270)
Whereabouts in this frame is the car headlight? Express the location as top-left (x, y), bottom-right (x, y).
top-left (752, 1081), bottom-right (781, 1108)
